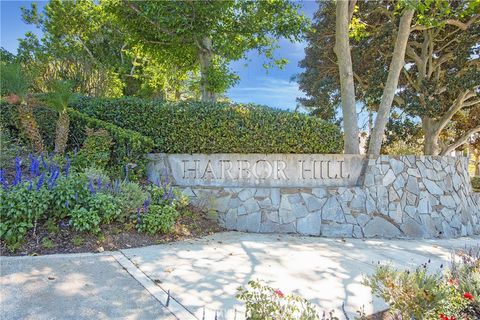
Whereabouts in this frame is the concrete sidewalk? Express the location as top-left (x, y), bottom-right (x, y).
top-left (1, 232), bottom-right (479, 320)
top-left (122, 232), bottom-right (479, 319)
top-left (0, 253), bottom-right (177, 320)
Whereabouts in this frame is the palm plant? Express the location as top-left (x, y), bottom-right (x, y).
top-left (44, 80), bottom-right (76, 154)
top-left (1, 63), bottom-right (44, 152)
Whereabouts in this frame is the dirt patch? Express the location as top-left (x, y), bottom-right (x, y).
top-left (1, 207), bottom-right (223, 256)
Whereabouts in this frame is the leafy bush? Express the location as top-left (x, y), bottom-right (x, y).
top-left (363, 248), bottom-right (480, 320)
top-left (70, 207), bottom-right (101, 233)
top-left (70, 97), bottom-right (343, 154)
top-left (116, 181), bottom-right (148, 215)
top-left (236, 280), bottom-right (323, 320)
top-left (0, 103), bottom-right (154, 180)
top-left (0, 153), bottom-right (186, 250)
top-left (136, 204), bottom-right (179, 235)
top-left (0, 180), bottom-right (52, 249)
top-left (472, 176), bottom-right (480, 192)
top-left (87, 193), bottom-right (122, 224)
top-left (73, 128), bottom-right (113, 171)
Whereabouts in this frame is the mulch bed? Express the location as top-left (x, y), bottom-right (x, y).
top-left (1, 206), bottom-right (224, 256)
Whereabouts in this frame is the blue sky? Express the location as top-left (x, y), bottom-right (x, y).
top-left (0, 0), bottom-right (317, 110)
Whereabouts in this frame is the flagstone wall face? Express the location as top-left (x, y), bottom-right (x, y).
top-left (147, 154), bottom-right (480, 239)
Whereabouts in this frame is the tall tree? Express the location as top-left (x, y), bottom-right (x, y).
top-left (367, 7), bottom-right (414, 155)
top-left (105, 0), bottom-right (309, 102)
top-left (335, 0), bottom-right (360, 154)
top-left (399, 0), bottom-right (479, 155)
top-left (298, 0), bottom-right (478, 155)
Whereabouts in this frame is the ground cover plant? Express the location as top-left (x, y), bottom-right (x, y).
top-left (0, 152), bottom-right (192, 252)
top-left (363, 247), bottom-right (480, 320)
top-left (236, 280), bottom-right (370, 320)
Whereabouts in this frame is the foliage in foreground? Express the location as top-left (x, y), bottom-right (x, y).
top-left (0, 153), bottom-right (188, 251)
top-left (70, 97), bottom-right (344, 154)
top-left (237, 280), bottom-right (345, 320)
top-left (363, 248), bottom-right (480, 320)
top-left (1, 102), bottom-right (154, 180)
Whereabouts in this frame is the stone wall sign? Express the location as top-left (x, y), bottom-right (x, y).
top-left (147, 154), bottom-right (367, 188)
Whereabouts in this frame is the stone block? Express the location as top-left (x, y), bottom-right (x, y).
top-left (238, 189), bottom-right (255, 201)
top-left (440, 195), bottom-right (455, 208)
top-left (322, 197), bottom-right (345, 223)
top-left (312, 188), bottom-right (327, 198)
top-left (424, 179), bottom-right (444, 195)
top-left (225, 209), bottom-right (237, 229)
top-left (401, 217), bottom-right (426, 238)
top-left (297, 213), bottom-right (321, 236)
top-left (406, 176), bottom-right (420, 195)
top-left (321, 223), bottom-right (353, 237)
top-left (255, 188), bottom-right (270, 199)
top-left (364, 217), bottom-right (401, 238)
top-left (390, 158), bottom-right (405, 175)
top-left (271, 188), bottom-right (281, 206)
top-left (215, 195), bottom-right (232, 213)
top-left (244, 200), bottom-right (260, 214)
top-left (288, 193), bottom-right (303, 204)
top-left (279, 222), bottom-right (296, 233)
top-left (383, 169), bottom-right (396, 186)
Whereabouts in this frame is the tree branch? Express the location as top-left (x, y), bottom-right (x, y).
top-left (441, 126), bottom-right (480, 155)
top-left (437, 90), bottom-right (470, 132)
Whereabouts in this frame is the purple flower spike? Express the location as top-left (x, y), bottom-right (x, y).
top-left (36, 173), bottom-right (45, 191)
top-left (47, 168), bottom-right (60, 189)
top-left (97, 176), bottom-right (102, 190)
top-left (88, 179), bottom-right (96, 194)
top-left (0, 169), bottom-right (8, 190)
top-left (28, 179), bottom-right (33, 191)
top-left (65, 200), bottom-right (69, 209)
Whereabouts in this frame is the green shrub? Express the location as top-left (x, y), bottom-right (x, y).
top-left (236, 280), bottom-right (323, 320)
top-left (0, 103), bottom-right (154, 180)
top-left (0, 181), bottom-right (52, 249)
top-left (136, 205), bottom-right (179, 235)
top-left (146, 183), bottom-right (188, 209)
top-left (73, 128), bottom-right (113, 171)
top-left (70, 97), bottom-right (343, 154)
top-left (363, 248), bottom-right (480, 320)
top-left (116, 181), bottom-right (148, 215)
top-left (50, 173), bottom-right (90, 219)
top-left (472, 176), bottom-right (480, 192)
top-left (87, 193), bottom-right (122, 224)
top-left (70, 206), bottom-right (101, 233)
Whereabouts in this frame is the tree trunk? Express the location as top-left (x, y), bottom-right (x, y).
top-left (54, 110), bottom-right (70, 155)
top-left (367, 9), bottom-right (415, 155)
top-left (335, 0), bottom-right (360, 154)
top-left (198, 37), bottom-right (216, 102)
top-left (18, 101), bottom-right (44, 153)
top-left (422, 117), bottom-right (441, 155)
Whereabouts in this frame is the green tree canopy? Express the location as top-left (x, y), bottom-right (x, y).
top-left (105, 0), bottom-right (310, 101)
top-left (297, 0), bottom-right (479, 155)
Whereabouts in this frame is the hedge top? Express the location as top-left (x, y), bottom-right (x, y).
top-left (70, 97), bottom-right (343, 154)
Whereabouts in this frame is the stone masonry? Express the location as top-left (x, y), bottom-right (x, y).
top-left (149, 155), bottom-right (480, 239)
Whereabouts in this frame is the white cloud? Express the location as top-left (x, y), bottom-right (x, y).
top-left (227, 77), bottom-right (305, 110)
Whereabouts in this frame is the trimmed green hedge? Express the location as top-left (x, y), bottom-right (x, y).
top-left (1, 103), bottom-right (153, 178)
top-left (70, 97), bottom-right (343, 154)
